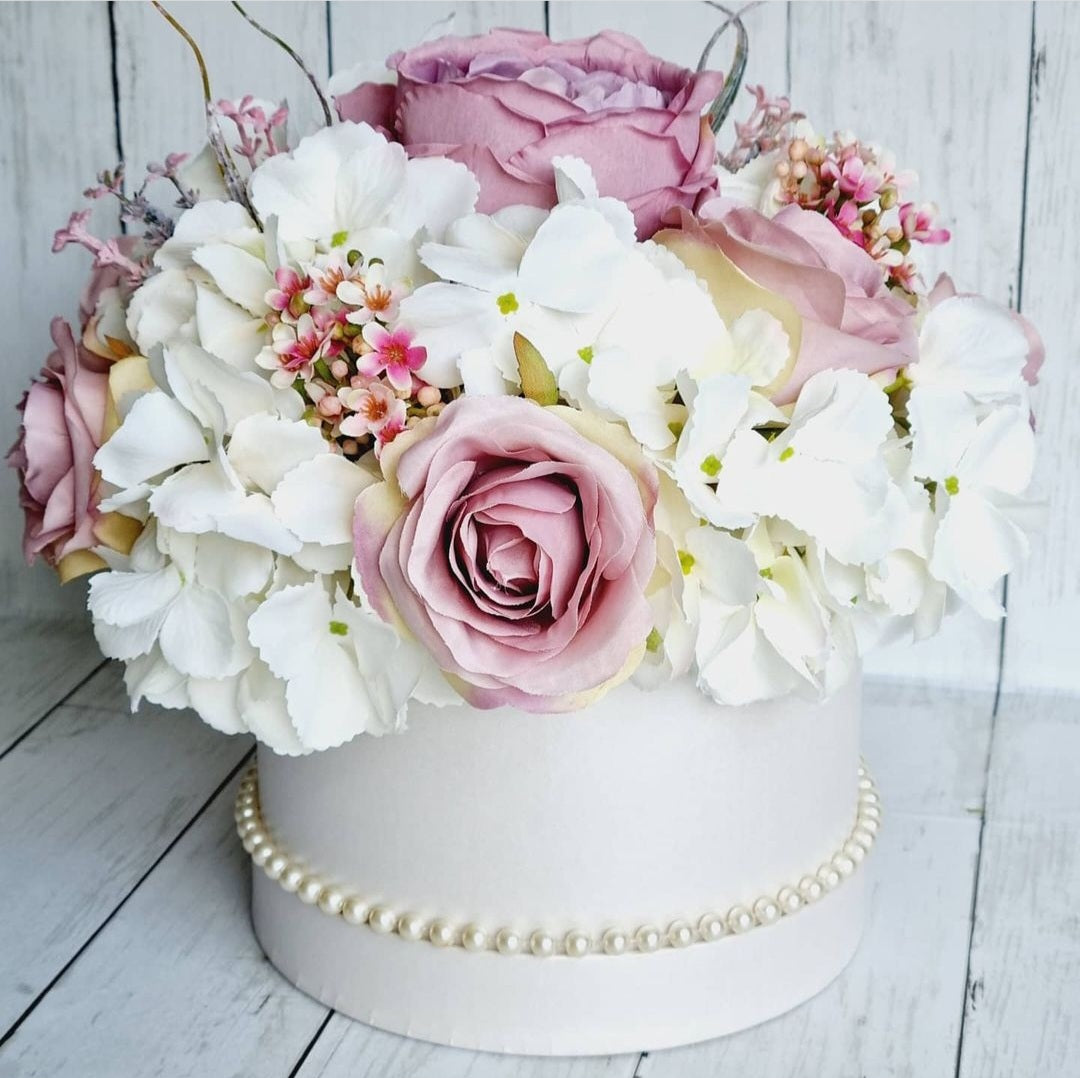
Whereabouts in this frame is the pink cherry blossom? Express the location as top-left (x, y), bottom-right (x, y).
top-left (358, 324), bottom-right (427, 392)
top-left (271, 312), bottom-right (340, 375)
top-left (265, 266), bottom-right (311, 316)
top-left (339, 381), bottom-right (407, 438)
top-left (899, 202), bottom-right (951, 245)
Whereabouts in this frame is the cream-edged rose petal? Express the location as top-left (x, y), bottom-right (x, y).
top-left (226, 414), bottom-right (328, 495)
top-left (95, 391), bottom-right (209, 490)
top-left (271, 453), bottom-right (375, 547)
top-left (729, 308), bottom-right (791, 388)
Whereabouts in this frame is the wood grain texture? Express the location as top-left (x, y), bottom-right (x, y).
top-left (296, 1020), bottom-right (639, 1078)
top-left (0, 782), bottom-right (328, 1078)
top-left (0, 1), bottom-right (118, 618)
top-left (1000, 2), bottom-right (1080, 693)
top-left (113, 1), bottom-right (330, 178)
top-left (957, 691), bottom-right (1080, 1078)
top-left (328, 0), bottom-right (545, 73)
top-left (789, 1), bottom-right (1034, 692)
top-left (0, 615), bottom-right (103, 754)
top-left (0, 665), bottom-right (250, 1037)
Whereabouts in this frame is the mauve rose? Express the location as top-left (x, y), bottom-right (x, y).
top-left (6, 318), bottom-right (112, 581)
top-left (929, 273), bottom-right (1043, 387)
top-left (353, 395), bottom-right (658, 712)
top-left (656, 203), bottom-right (919, 403)
top-left (334, 29), bottom-right (725, 238)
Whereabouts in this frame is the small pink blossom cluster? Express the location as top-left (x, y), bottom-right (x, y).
top-left (262, 253), bottom-right (442, 459)
top-left (215, 96), bottom-right (288, 170)
top-left (771, 132), bottom-right (950, 294)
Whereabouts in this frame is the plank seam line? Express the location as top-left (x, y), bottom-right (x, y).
top-left (287, 1009), bottom-right (336, 1078)
top-left (632, 1049), bottom-right (649, 1077)
top-left (0, 656), bottom-right (109, 764)
top-left (953, 7), bottom-right (1039, 1075)
top-left (0, 747), bottom-right (255, 1051)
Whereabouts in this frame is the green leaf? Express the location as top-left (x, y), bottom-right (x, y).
top-left (514, 333), bottom-right (558, 406)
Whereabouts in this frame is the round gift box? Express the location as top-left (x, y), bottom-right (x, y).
top-left (242, 672), bottom-right (874, 1055)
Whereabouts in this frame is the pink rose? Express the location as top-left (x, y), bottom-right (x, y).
top-left (353, 396), bottom-right (658, 712)
top-left (656, 203), bottom-right (919, 403)
top-left (6, 318), bottom-right (130, 582)
top-left (929, 273), bottom-right (1043, 386)
top-left (335, 29), bottom-right (725, 238)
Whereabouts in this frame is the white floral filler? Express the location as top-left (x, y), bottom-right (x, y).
top-left (78, 118), bottom-right (1037, 753)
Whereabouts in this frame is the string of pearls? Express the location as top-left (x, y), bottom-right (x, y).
top-left (235, 762), bottom-right (880, 958)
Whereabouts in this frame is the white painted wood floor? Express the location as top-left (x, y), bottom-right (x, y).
top-left (0, 616), bottom-right (1076, 1078)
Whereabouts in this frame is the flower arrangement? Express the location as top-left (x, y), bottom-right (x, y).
top-left (8, 17), bottom-right (1042, 754)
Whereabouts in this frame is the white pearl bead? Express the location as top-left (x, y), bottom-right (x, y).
top-left (635, 925), bottom-right (661, 953)
top-left (852, 827), bottom-right (876, 850)
top-left (264, 853), bottom-right (289, 880)
top-left (280, 863), bottom-right (305, 893)
top-left (698, 912), bottom-right (726, 942)
top-left (242, 829), bottom-right (266, 854)
top-left (564, 930), bottom-right (591, 957)
top-left (667, 920), bottom-right (693, 948)
top-left (297, 875), bottom-right (324, 905)
top-left (753, 897), bottom-right (780, 926)
top-left (397, 911), bottom-right (425, 941)
top-left (777, 886), bottom-right (802, 915)
top-left (843, 839), bottom-right (866, 863)
top-left (833, 853), bottom-right (856, 878)
top-left (368, 905), bottom-right (397, 934)
top-left (428, 919), bottom-right (455, 947)
top-left (251, 842), bottom-right (274, 868)
top-left (530, 930), bottom-right (555, 957)
top-left (318, 887), bottom-right (345, 917)
top-left (341, 896), bottom-right (370, 925)
top-left (860, 789), bottom-right (880, 806)
top-left (461, 923), bottom-right (487, 952)
top-left (858, 776), bottom-right (874, 791)
top-left (236, 804), bottom-right (257, 823)
top-left (602, 928), bottom-right (628, 955)
top-left (860, 805), bottom-right (881, 824)
top-left (818, 864), bottom-right (841, 891)
top-left (798, 874), bottom-right (824, 903)
top-left (727, 905), bottom-right (754, 934)
top-left (495, 927), bottom-right (522, 955)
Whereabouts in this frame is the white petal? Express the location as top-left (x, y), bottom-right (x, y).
top-left (958, 405), bottom-right (1035, 496)
top-left (272, 453), bottom-right (374, 546)
top-left (156, 200), bottom-right (259, 269)
top-left (187, 676), bottom-right (247, 735)
top-left (784, 369), bottom-right (892, 464)
top-left (729, 309), bottom-right (790, 387)
top-left (226, 414), bottom-right (328, 494)
top-left (123, 647), bottom-right (191, 711)
top-left (516, 205), bottom-right (627, 313)
top-left (194, 532), bottom-right (274, 599)
top-left (236, 661), bottom-right (307, 755)
top-left (685, 526), bottom-right (760, 608)
top-left (755, 555), bottom-right (829, 681)
top-left (126, 268), bottom-right (196, 355)
top-left (192, 243), bottom-right (274, 316)
top-left (214, 492), bottom-right (304, 555)
top-left (248, 582), bottom-right (331, 682)
top-left (400, 283), bottom-right (503, 387)
top-left (390, 156), bottom-right (479, 241)
top-left (195, 285), bottom-right (267, 371)
top-left (158, 585), bottom-right (238, 678)
top-left (93, 609), bottom-right (168, 661)
top-left (95, 391), bottom-right (209, 489)
top-left (552, 155), bottom-right (599, 202)
top-left (908, 386), bottom-right (977, 481)
top-left (149, 460), bottom-right (244, 534)
top-left (335, 141), bottom-right (408, 235)
top-left (88, 564), bottom-right (182, 628)
top-left (419, 213), bottom-right (525, 291)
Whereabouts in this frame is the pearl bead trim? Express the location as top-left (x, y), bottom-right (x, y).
top-left (235, 762), bottom-right (880, 958)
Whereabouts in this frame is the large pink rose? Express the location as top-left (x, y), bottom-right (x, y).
top-left (334, 29), bottom-right (725, 238)
top-left (656, 203), bottom-right (919, 403)
top-left (6, 318), bottom-right (132, 582)
top-left (353, 396), bottom-right (658, 712)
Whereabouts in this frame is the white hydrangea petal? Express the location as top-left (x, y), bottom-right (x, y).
top-left (958, 405), bottom-right (1035, 496)
top-left (914, 295), bottom-right (1029, 400)
top-left (195, 285), bottom-right (267, 371)
top-left (783, 369), bottom-right (892, 464)
top-left (194, 532), bottom-right (274, 599)
top-left (389, 156), bottom-right (479, 241)
top-left (587, 345), bottom-right (678, 451)
top-left (552, 155), bottom-right (599, 202)
top-left (93, 609), bottom-right (169, 661)
top-left (95, 391), bottom-right (209, 490)
top-left (191, 244), bottom-right (273, 316)
top-left (126, 268), bottom-right (197, 355)
top-left (187, 676), bottom-right (247, 735)
top-left (149, 461), bottom-right (244, 534)
top-left (516, 205), bottom-right (628, 313)
top-left (227, 414), bottom-right (328, 495)
top-left (754, 555), bottom-right (829, 681)
top-left (685, 526), bottom-right (760, 608)
top-left (271, 454), bottom-right (374, 546)
top-left (419, 213), bottom-right (526, 291)
top-left (283, 650), bottom-right (374, 750)
top-left (214, 492), bottom-right (304, 555)
top-left (334, 142), bottom-right (408, 236)
top-left (158, 585), bottom-right (238, 679)
top-left (123, 647), bottom-right (191, 711)
top-left (290, 541), bottom-right (354, 574)
top-left (88, 564), bottom-right (182, 628)
top-left (237, 661), bottom-right (307, 756)
top-left (248, 582), bottom-right (332, 682)
top-left (155, 201), bottom-right (259, 270)
top-left (908, 386), bottom-right (977, 481)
